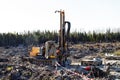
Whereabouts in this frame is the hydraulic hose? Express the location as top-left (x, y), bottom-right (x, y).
top-left (64, 21), bottom-right (71, 40)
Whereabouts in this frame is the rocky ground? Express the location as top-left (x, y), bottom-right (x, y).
top-left (0, 42), bottom-right (120, 80)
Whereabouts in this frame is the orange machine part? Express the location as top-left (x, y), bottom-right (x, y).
top-left (30, 47), bottom-right (40, 57)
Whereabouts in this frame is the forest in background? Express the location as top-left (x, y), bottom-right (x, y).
top-left (0, 29), bottom-right (120, 47)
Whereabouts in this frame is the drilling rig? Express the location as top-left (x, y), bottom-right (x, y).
top-left (27, 10), bottom-right (71, 66)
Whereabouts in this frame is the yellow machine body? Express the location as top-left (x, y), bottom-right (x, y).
top-left (30, 41), bottom-right (57, 59)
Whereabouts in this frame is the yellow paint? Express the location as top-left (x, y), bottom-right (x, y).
top-left (49, 55), bottom-right (56, 58)
top-left (30, 47), bottom-right (40, 57)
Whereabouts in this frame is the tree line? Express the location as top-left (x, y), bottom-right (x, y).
top-left (0, 29), bottom-right (120, 47)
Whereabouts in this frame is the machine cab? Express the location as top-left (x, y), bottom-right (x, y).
top-left (45, 41), bottom-right (57, 59)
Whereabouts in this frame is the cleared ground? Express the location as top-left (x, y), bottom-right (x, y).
top-left (0, 42), bottom-right (120, 80)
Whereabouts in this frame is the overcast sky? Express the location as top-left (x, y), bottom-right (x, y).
top-left (0, 0), bottom-right (120, 33)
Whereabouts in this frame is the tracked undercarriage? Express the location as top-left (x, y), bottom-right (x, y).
top-left (22, 56), bottom-right (56, 66)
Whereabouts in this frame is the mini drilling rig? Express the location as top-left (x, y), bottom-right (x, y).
top-left (27, 10), bottom-right (71, 66)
